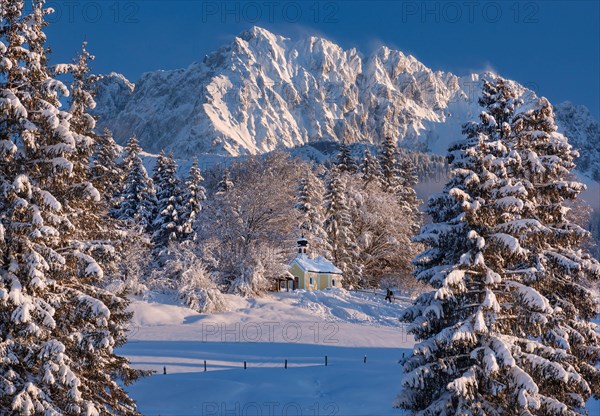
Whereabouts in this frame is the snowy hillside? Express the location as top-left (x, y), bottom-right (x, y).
top-left (125, 288), bottom-right (411, 345)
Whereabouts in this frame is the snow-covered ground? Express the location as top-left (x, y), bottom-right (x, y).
top-left (120, 289), bottom-right (600, 416)
top-left (120, 289), bottom-right (412, 415)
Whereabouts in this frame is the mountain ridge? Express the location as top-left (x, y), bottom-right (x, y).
top-left (92, 26), bottom-right (599, 179)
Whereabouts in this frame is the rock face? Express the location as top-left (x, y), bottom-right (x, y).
top-left (554, 102), bottom-right (600, 180)
top-left (93, 26), bottom-right (598, 177)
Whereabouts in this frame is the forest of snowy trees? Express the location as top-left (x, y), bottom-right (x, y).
top-left (1, 1), bottom-right (598, 415)
top-left (104, 137), bottom-right (426, 305)
top-left (92, 132), bottom-right (452, 312)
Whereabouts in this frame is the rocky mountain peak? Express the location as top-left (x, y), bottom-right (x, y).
top-left (92, 26), bottom-right (599, 178)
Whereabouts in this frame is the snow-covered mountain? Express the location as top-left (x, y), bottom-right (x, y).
top-left (93, 26), bottom-right (599, 177)
top-left (554, 102), bottom-right (600, 180)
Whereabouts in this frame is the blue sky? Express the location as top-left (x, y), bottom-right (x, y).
top-left (44, 1), bottom-right (599, 119)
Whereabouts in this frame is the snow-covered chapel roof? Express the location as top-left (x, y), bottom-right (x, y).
top-left (291, 254), bottom-right (343, 275)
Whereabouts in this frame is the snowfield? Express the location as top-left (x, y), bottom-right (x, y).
top-left (125, 289), bottom-right (413, 346)
top-left (120, 289), bottom-right (600, 416)
top-left (121, 289), bottom-right (413, 415)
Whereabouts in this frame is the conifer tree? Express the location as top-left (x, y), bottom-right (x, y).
top-left (397, 77), bottom-right (599, 415)
top-left (0, 1), bottom-right (142, 413)
top-left (113, 136), bottom-right (156, 229)
top-left (295, 170), bottom-right (331, 258)
top-left (507, 97), bottom-right (600, 411)
top-left (379, 136), bottom-right (402, 194)
top-left (119, 135), bottom-right (142, 173)
top-left (216, 169), bottom-right (234, 195)
top-left (378, 138), bottom-right (422, 231)
top-left (74, 46), bottom-right (123, 205)
top-left (0, 0), bottom-right (31, 195)
top-left (336, 142), bottom-right (358, 173)
top-left (397, 155), bottom-right (422, 232)
top-left (398, 155), bottom-right (418, 195)
top-left (151, 151), bottom-right (181, 246)
top-left (91, 128), bottom-right (124, 203)
top-left (360, 147), bottom-right (382, 186)
top-left (469, 77), bottom-right (522, 141)
top-left (179, 159), bottom-right (206, 241)
top-left (324, 166), bottom-right (360, 287)
top-left (56, 41), bottom-right (105, 238)
top-left (65, 41), bottom-right (98, 140)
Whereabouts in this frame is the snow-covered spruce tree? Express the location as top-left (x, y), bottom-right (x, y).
top-left (52, 40), bottom-right (98, 192)
top-left (378, 137), bottom-right (422, 235)
top-left (379, 136), bottom-right (402, 194)
top-left (590, 212), bottom-right (600, 260)
top-left (215, 168), bottom-right (234, 195)
top-left (507, 96), bottom-right (600, 407)
top-left (379, 137), bottom-right (423, 264)
top-left (113, 136), bottom-right (156, 230)
top-left (0, 1), bottom-right (142, 414)
top-left (118, 136), bottom-right (142, 177)
top-left (397, 155), bottom-right (422, 233)
top-left (360, 147), bottom-right (382, 187)
top-left (397, 77), bottom-right (522, 414)
top-left (151, 151), bottom-right (181, 247)
top-left (336, 142), bottom-right (358, 173)
top-left (294, 170), bottom-right (331, 258)
top-left (53, 40), bottom-right (106, 239)
top-left (462, 77), bottom-right (522, 142)
top-left (179, 158), bottom-right (206, 241)
top-left (61, 44), bottom-right (145, 298)
top-left (397, 77), bottom-right (600, 415)
top-left (324, 165), bottom-right (360, 288)
top-left (63, 41), bottom-right (98, 143)
top-left (91, 128), bottom-right (124, 205)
